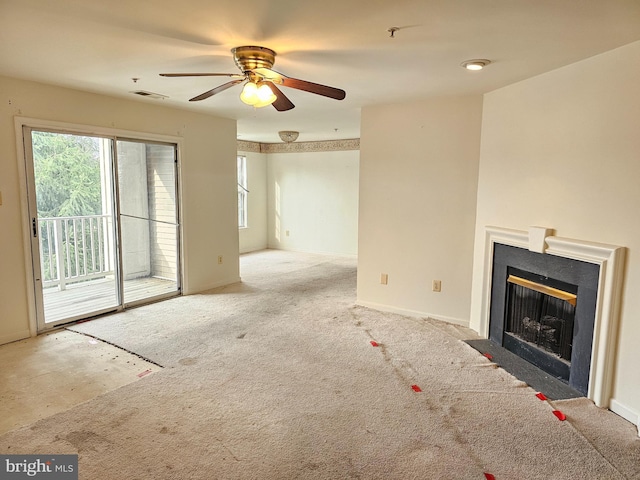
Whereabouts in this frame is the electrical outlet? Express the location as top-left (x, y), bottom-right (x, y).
top-left (380, 273), bottom-right (388, 285)
top-left (218, 255), bottom-right (223, 264)
top-left (432, 280), bottom-right (441, 292)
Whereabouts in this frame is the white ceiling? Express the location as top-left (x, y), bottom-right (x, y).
top-left (1, 0), bottom-right (640, 143)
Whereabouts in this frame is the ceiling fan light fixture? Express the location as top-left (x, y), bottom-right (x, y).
top-left (254, 82), bottom-right (277, 107)
top-left (278, 131), bottom-right (299, 143)
top-left (240, 81), bottom-right (259, 105)
top-left (240, 81), bottom-right (276, 107)
top-left (461, 59), bottom-right (491, 70)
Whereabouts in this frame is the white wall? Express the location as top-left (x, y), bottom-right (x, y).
top-left (357, 96), bottom-right (483, 324)
top-left (267, 150), bottom-right (359, 256)
top-left (238, 150), bottom-right (268, 254)
top-left (0, 75), bottom-right (239, 344)
top-left (469, 41), bottom-right (640, 421)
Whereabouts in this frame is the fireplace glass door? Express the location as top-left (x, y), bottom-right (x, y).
top-left (503, 269), bottom-right (578, 381)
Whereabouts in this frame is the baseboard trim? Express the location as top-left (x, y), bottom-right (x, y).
top-left (185, 276), bottom-right (242, 295)
top-left (266, 246), bottom-right (358, 258)
top-left (355, 300), bottom-right (469, 327)
top-left (0, 329), bottom-right (32, 346)
top-left (610, 399), bottom-right (640, 436)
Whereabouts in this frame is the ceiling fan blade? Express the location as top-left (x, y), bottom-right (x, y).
top-left (254, 68), bottom-right (346, 100)
top-left (160, 73), bottom-right (244, 78)
top-left (281, 76), bottom-right (346, 100)
top-left (189, 79), bottom-right (245, 102)
top-left (267, 83), bottom-right (295, 111)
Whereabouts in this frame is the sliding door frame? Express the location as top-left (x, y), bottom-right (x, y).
top-left (115, 137), bottom-right (182, 309)
top-left (15, 117), bottom-right (183, 336)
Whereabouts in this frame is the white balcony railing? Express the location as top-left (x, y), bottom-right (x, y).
top-left (38, 215), bottom-right (114, 291)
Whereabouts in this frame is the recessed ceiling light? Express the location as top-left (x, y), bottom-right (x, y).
top-left (461, 59), bottom-right (491, 70)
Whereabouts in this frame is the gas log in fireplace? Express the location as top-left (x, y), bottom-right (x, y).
top-left (489, 243), bottom-right (599, 395)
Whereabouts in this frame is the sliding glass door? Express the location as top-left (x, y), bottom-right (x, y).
top-left (23, 127), bottom-right (180, 331)
top-left (117, 140), bottom-right (180, 305)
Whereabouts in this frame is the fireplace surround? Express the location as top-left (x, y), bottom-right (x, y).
top-left (478, 226), bottom-right (625, 407)
top-left (489, 243), bottom-right (599, 395)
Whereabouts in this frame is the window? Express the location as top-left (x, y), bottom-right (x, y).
top-left (237, 155), bottom-right (248, 228)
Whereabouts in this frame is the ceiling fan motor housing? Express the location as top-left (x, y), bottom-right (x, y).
top-left (232, 46), bottom-right (276, 72)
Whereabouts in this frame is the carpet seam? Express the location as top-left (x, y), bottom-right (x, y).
top-left (547, 399), bottom-right (629, 479)
top-left (65, 327), bottom-right (165, 368)
top-left (350, 308), bottom-right (492, 476)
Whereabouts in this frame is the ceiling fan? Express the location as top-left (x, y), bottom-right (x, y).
top-left (160, 46), bottom-right (346, 111)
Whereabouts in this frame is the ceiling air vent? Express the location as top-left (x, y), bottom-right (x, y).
top-left (130, 90), bottom-right (168, 100)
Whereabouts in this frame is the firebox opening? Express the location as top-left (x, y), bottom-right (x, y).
top-left (503, 267), bottom-right (578, 382)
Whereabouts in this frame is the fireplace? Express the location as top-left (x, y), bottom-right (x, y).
top-left (478, 226), bottom-right (625, 407)
top-left (489, 244), bottom-right (599, 394)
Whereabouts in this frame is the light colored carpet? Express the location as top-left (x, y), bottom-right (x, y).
top-left (1, 249), bottom-right (638, 479)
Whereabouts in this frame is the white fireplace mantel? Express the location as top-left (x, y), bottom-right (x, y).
top-left (478, 226), bottom-right (626, 408)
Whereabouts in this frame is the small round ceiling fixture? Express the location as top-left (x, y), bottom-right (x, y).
top-left (461, 59), bottom-right (491, 71)
top-left (278, 131), bottom-right (299, 143)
